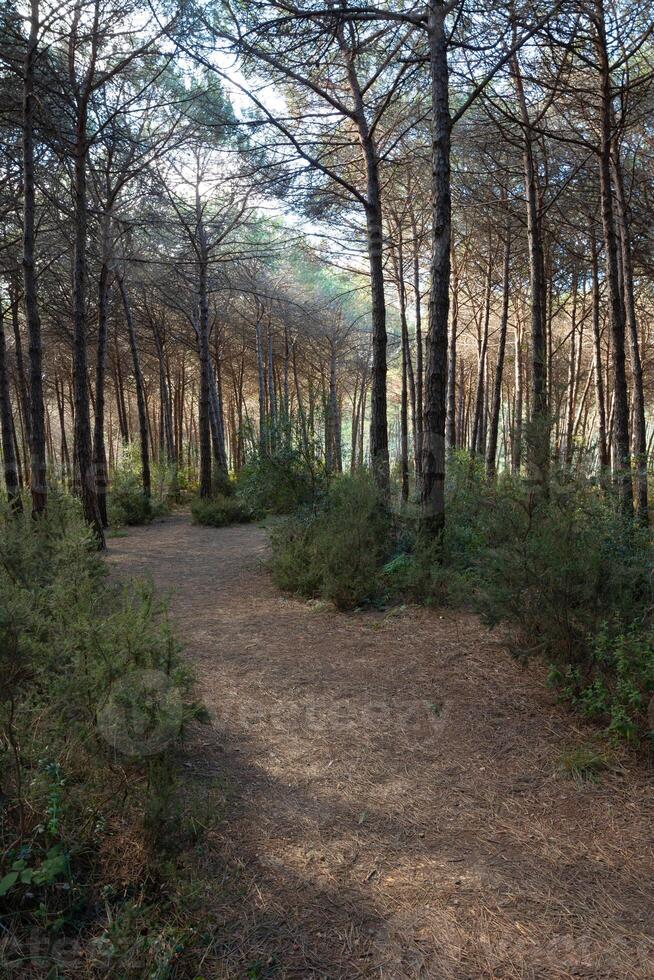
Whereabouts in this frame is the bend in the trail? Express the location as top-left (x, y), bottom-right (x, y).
top-left (108, 514), bottom-right (654, 979)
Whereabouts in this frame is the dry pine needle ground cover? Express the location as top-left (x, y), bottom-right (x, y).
top-left (108, 514), bottom-right (654, 979)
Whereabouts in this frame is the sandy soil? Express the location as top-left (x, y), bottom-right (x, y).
top-left (108, 514), bottom-right (654, 979)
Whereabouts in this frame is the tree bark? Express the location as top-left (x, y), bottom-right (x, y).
top-left (0, 304), bottom-right (22, 511)
top-left (72, 96), bottom-right (104, 545)
top-left (593, 0), bottom-right (632, 515)
top-left (590, 235), bottom-right (609, 475)
top-left (93, 214), bottom-right (112, 527)
top-left (486, 227), bottom-right (511, 479)
top-left (22, 0), bottom-right (47, 514)
top-left (511, 50), bottom-right (548, 480)
top-left (421, 1), bottom-right (451, 535)
top-left (119, 277), bottom-right (151, 500)
top-left (613, 145), bottom-right (647, 522)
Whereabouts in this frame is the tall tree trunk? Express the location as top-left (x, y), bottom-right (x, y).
top-left (472, 249), bottom-right (492, 457)
top-left (119, 277), bottom-right (151, 500)
top-left (22, 0), bottom-right (47, 514)
top-left (267, 317), bottom-right (276, 451)
top-left (446, 244), bottom-right (459, 450)
top-left (255, 315), bottom-right (267, 457)
top-left (0, 303), bottom-right (22, 510)
top-left (593, 0), bottom-right (632, 515)
top-left (9, 278), bottom-right (30, 468)
top-left (391, 232), bottom-right (413, 501)
top-left (512, 321), bottom-right (523, 472)
top-left (72, 99), bottom-right (104, 545)
top-left (421, 1), bottom-right (450, 534)
top-left (196, 228), bottom-right (212, 497)
top-left (590, 236), bottom-right (609, 475)
top-left (613, 146), bottom-right (647, 522)
top-left (563, 271), bottom-right (579, 468)
top-left (512, 51), bottom-right (548, 480)
top-left (93, 215), bottom-right (112, 527)
top-left (339, 36), bottom-right (389, 494)
top-left (411, 211), bottom-right (424, 477)
top-left (486, 227), bottom-right (511, 479)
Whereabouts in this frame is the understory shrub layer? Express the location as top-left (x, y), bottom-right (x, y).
top-left (271, 455), bottom-right (654, 743)
top-left (270, 471), bottom-right (391, 610)
top-left (108, 444), bottom-right (171, 526)
top-left (236, 446), bottom-right (325, 515)
top-left (191, 492), bottom-right (254, 527)
top-left (0, 496), bottom-right (211, 975)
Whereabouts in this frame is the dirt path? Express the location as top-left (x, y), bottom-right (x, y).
top-left (108, 514), bottom-right (654, 979)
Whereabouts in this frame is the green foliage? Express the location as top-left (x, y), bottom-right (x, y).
top-left (236, 445), bottom-right (324, 516)
top-left (270, 471), bottom-right (391, 610)
top-left (191, 492), bottom-right (253, 527)
top-left (391, 453), bottom-right (654, 743)
top-left (108, 445), bottom-right (170, 526)
top-left (558, 744), bottom-right (613, 781)
top-left (0, 497), bottom-right (195, 966)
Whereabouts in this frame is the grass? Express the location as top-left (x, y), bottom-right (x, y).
top-left (558, 744), bottom-right (614, 782)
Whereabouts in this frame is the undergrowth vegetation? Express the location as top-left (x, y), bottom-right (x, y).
top-left (270, 454), bottom-right (654, 745)
top-left (0, 497), bottom-right (216, 976)
top-left (191, 491), bottom-right (253, 527)
top-left (108, 445), bottom-right (171, 527)
top-left (270, 471), bottom-right (390, 610)
top-left (236, 446), bottom-right (325, 516)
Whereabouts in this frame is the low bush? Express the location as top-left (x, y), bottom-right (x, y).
top-left (236, 446), bottom-right (324, 515)
top-left (390, 454), bottom-right (654, 744)
top-left (270, 471), bottom-right (391, 610)
top-left (0, 497), bottom-right (201, 973)
top-left (191, 492), bottom-right (253, 527)
top-left (108, 445), bottom-right (170, 526)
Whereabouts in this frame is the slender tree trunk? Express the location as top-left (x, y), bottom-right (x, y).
top-left (10, 278), bottom-right (30, 466)
top-left (339, 36), bottom-right (389, 494)
top-left (93, 215), bottom-right (112, 527)
top-left (196, 230), bottom-right (212, 497)
top-left (255, 315), bottom-right (267, 457)
top-left (421, 1), bottom-right (450, 534)
top-left (0, 304), bottom-right (22, 510)
top-left (613, 146), bottom-right (647, 522)
top-left (22, 0), bottom-right (47, 514)
top-left (593, 0), bottom-right (631, 515)
top-left (267, 317), bottom-right (276, 451)
top-left (472, 249), bottom-right (492, 457)
top-left (590, 236), bottom-right (609, 475)
top-left (446, 244), bottom-right (459, 450)
top-left (563, 272), bottom-right (579, 468)
top-left (411, 212), bottom-right (424, 477)
top-left (486, 227), bottom-right (511, 479)
top-left (119, 277), bottom-right (151, 500)
top-left (391, 233), bottom-right (412, 501)
top-left (512, 52), bottom-right (548, 480)
top-left (72, 99), bottom-right (104, 545)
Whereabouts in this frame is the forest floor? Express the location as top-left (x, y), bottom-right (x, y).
top-left (108, 514), bottom-right (654, 980)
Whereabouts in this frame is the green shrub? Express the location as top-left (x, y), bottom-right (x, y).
top-left (236, 446), bottom-right (324, 515)
top-left (108, 445), bottom-right (170, 526)
top-left (270, 471), bottom-right (391, 610)
top-left (401, 454), bottom-right (654, 743)
top-left (190, 492), bottom-right (253, 527)
top-left (0, 497), bottom-right (195, 967)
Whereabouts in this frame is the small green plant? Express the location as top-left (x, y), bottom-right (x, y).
top-left (270, 471), bottom-right (391, 610)
top-left (236, 445), bottom-right (324, 515)
top-left (0, 496), bottom-right (195, 967)
top-left (108, 444), bottom-right (170, 526)
top-left (558, 744), bottom-right (613, 781)
top-left (191, 493), bottom-right (253, 527)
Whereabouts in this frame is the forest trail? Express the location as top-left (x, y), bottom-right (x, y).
top-left (108, 515), bottom-right (654, 980)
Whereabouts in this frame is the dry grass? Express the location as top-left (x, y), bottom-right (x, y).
top-left (108, 515), bottom-right (654, 979)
